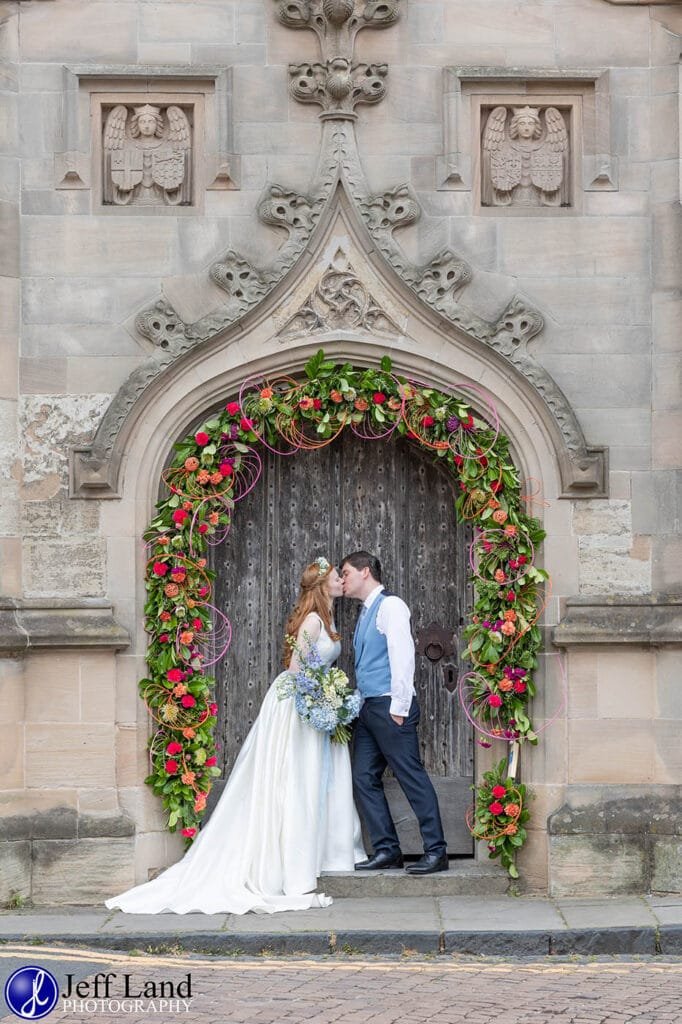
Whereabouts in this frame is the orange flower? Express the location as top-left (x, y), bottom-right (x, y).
top-left (492, 508), bottom-right (508, 525)
top-left (504, 802), bottom-right (520, 817)
top-left (387, 396), bottom-right (402, 411)
top-left (488, 498), bottom-right (500, 510)
top-left (182, 501), bottom-right (193, 511)
top-left (194, 795), bottom-right (207, 813)
top-left (197, 469), bottom-right (210, 485)
top-left (173, 683), bottom-right (187, 697)
top-left (504, 524), bottom-right (517, 537)
top-left (503, 823), bottom-right (518, 836)
top-left (354, 398), bottom-right (369, 412)
top-left (494, 569), bottom-right (506, 584)
top-left (501, 620), bottom-right (516, 636)
top-left (260, 387), bottom-right (274, 400)
top-left (208, 511), bottom-right (220, 525)
top-left (187, 599), bottom-right (196, 609)
top-left (182, 727), bottom-right (195, 739)
top-left (491, 727), bottom-right (504, 736)
top-left (179, 631), bottom-right (194, 644)
top-left (210, 471), bottom-right (224, 485)
top-left (164, 582), bottom-right (180, 598)
top-left (157, 535), bottom-right (169, 545)
top-left (503, 609), bottom-right (517, 622)
top-left (184, 457), bottom-right (200, 472)
top-left (299, 396), bottom-right (314, 411)
top-left (498, 679), bottom-right (514, 692)
top-left (329, 389), bottom-right (343, 403)
top-left (196, 558), bottom-right (207, 568)
top-left (181, 771), bottom-right (196, 785)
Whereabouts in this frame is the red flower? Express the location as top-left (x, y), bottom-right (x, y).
top-left (312, 398), bottom-right (323, 410)
top-left (488, 693), bottom-right (503, 708)
top-left (159, 611), bottom-right (172, 622)
top-left (421, 415), bottom-right (435, 428)
top-left (462, 414), bottom-right (474, 430)
top-left (195, 431), bottom-right (210, 446)
top-left (491, 784), bottom-right (507, 798)
top-left (513, 681), bottom-right (527, 694)
top-left (165, 759), bottom-right (179, 774)
top-left (192, 618), bottom-right (203, 630)
top-left (198, 523), bottom-right (209, 534)
top-left (479, 456), bottom-right (488, 468)
top-left (205, 756), bottom-right (217, 767)
top-left (219, 462), bottom-right (233, 476)
top-left (240, 417), bottom-right (253, 431)
top-left (166, 741), bottom-right (183, 755)
top-left (172, 509), bottom-right (188, 525)
top-left (226, 401), bottom-right (240, 415)
top-left (181, 694), bottom-right (196, 708)
top-left (198, 586), bottom-right (209, 597)
top-left (181, 827), bottom-right (197, 838)
top-left (209, 702), bottom-right (218, 716)
top-left (167, 668), bottom-right (184, 683)
top-left (454, 455), bottom-right (464, 468)
top-left (506, 590), bottom-right (516, 602)
top-left (152, 562), bottom-right (168, 577)
top-left (518, 555), bottom-right (528, 565)
top-left (491, 480), bottom-right (502, 493)
top-left (158, 633), bottom-right (170, 643)
top-left (489, 801), bottom-right (504, 816)
top-left (373, 392), bottom-right (386, 404)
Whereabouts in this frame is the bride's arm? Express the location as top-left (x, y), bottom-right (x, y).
top-left (288, 613), bottom-right (322, 673)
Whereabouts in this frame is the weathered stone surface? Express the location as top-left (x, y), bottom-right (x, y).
top-left (0, 600), bottom-right (130, 653)
top-left (578, 535), bottom-right (651, 595)
top-left (0, 842), bottom-right (31, 906)
top-left (20, 394), bottom-right (110, 488)
top-left (652, 837), bottom-right (682, 894)
top-left (550, 835), bottom-right (648, 897)
top-left (31, 836), bottom-right (135, 905)
top-left (553, 595), bottom-right (682, 646)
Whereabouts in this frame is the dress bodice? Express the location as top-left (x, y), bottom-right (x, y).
top-left (317, 624), bottom-right (341, 668)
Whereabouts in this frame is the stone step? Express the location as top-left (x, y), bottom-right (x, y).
top-left (318, 861), bottom-right (509, 897)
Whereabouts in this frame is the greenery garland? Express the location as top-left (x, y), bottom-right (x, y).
top-left (140, 351), bottom-right (547, 875)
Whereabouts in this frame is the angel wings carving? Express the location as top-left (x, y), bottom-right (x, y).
top-left (103, 104), bottom-right (192, 207)
top-left (482, 105), bottom-right (570, 208)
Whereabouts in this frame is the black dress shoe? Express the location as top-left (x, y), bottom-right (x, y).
top-left (354, 851), bottom-right (404, 871)
top-left (405, 851), bottom-right (448, 875)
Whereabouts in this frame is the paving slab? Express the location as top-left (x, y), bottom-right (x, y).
top-left (557, 896), bottom-right (658, 929)
top-left (438, 895), bottom-right (564, 931)
top-left (645, 894), bottom-right (682, 925)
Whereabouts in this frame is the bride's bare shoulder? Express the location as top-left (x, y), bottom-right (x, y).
top-left (298, 612), bottom-right (322, 640)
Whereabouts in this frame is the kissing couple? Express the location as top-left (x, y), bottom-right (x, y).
top-left (106, 550), bottom-right (448, 915)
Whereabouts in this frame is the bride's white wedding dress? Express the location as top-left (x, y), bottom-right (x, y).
top-left (106, 618), bottom-right (365, 915)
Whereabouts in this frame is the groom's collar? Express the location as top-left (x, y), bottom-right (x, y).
top-left (362, 584), bottom-right (384, 610)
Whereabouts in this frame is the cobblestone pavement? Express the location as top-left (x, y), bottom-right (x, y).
top-left (1, 945), bottom-right (682, 1024)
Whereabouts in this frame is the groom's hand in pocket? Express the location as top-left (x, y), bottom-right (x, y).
top-left (390, 714), bottom-right (404, 726)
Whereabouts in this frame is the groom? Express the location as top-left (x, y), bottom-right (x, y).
top-left (340, 550), bottom-right (448, 875)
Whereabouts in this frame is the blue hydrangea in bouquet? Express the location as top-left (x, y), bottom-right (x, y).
top-left (276, 636), bottom-right (362, 743)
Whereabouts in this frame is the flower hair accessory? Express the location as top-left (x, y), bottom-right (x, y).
top-left (314, 556), bottom-right (331, 577)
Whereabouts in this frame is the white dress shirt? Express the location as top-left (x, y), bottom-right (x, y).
top-left (361, 584), bottom-right (415, 718)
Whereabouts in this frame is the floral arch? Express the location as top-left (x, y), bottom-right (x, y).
top-left (140, 349), bottom-right (550, 877)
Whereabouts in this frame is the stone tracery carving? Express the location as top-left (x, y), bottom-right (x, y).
top-left (102, 104), bottom-right (192, 207)
top-left (258, 184), bottom-right (316, 237)
top-left (482, 105), bottom-right (570, 208)
top-left (279, 256), bottom-right (401, 339)
top-left (276, 0), bottom-right (400, 59)
top-left (134, 300), bottom-right (188, 349)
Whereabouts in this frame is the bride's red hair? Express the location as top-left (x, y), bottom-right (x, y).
top-left (283, 561), bottom-right (341, 667)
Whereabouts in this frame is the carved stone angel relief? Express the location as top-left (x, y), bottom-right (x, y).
top-left (102, 104), bottom-right (192, 207)
top-left (481, 105), bottom-right (570, 208)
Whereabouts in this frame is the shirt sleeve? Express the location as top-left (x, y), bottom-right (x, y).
top-left (376, 597), bottom-right (415, 717)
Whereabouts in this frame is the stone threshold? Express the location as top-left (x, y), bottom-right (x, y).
top-left (318, 863), bottom-right (509, 896)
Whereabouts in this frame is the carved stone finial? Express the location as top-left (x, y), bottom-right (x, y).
top-left (275, 0), bottom-right (401, 61)
top-left (488, 298), bottom-right (544, 355)
top-left (288, 59), bottom-right (387, 116)
top-left (135, 300), bottom-right (187, 348)
top-left (360, 183), bottom-right (420, 237)
top-left (412, 249), bottom-right (472, 311)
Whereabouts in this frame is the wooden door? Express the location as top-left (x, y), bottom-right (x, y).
top-left (210, 431), bottom-right (474, 855)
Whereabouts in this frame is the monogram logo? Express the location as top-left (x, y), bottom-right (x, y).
top-left (4, 966), bottom-right (59, 1020)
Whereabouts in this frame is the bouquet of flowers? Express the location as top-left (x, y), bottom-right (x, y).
top-left (276, 637), bottom-right (362, 744)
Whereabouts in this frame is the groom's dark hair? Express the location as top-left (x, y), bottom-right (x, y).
top-left (341, 550), bottom-right (382, 583)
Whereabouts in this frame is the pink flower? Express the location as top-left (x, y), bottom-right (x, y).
top-left (226, 401), bottom-right (240, 416)
top-left (195, 431), bottom-right (210, 446)
top-left (205, 756), bottom-right (217, 767)
top-left (172, 509), bottom-right (188, 526)
top-left (181, 694), bottom-right (196, 708)
top-left (240, 417), bottom-right (253, 431)
top-left (152, 562), bottom-right (168, 577)
top-left (373, 392), bottom-right (386, 404)
top-left (219, 462), bottom-right (233, 477)
top-left (198, 523), bottom-right (209, 534)
top-left (513, 681), bottom-right (527, 694)
top-left (166, 741), bottom-right (183, 755)
top-left (209, 702), bottom-right (218, 716)
top-left (488, 693), bottom-right (503, 708)
top-left (165, 759), bottom-right (179, 774)
top-left (488, 801), bottom-right (504, 816)
top-left (491, 784), bottom-right (507, 799)
top-left (421, 415), bottom-right (434, 428)
top-left (181, 827), bottom-right (197, 838)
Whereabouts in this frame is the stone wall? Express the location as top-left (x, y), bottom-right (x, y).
top-left (0, 0), bottom-right (680, 903)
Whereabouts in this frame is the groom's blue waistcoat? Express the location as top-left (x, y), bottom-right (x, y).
top-left (354, 593), bottom-right (391, 697)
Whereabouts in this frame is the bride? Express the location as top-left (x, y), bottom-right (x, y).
top-left (106, 557), bottom-right (365, 915)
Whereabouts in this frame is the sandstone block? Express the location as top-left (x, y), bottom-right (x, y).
top-left (653, 291), bottom-right (682, 353)
top-left (24, 651), bottom-right (80, 723)
top-left (19, 358), bottom-right (67, 395)
top-left (22, 324), bottom-right (143, 359)
top-left (237, 3), bottom-right (267, 45)
top-left (233, 66), bottom-right (289, 123)
top-left (31, 836), bottom-right (135, 905)
top-left (20, 0), bottom-right (138, 62)
top-left (652, 837), bottom-right (682, 893)
top-left (542, 355), bottom-right (650, 409)
top-left (653, 410), bottom-right (682, 469)
top-left (80, 652), bottom-right (116, 723)
top-left (566, 650), bottom-right (598, 719)
top-left (653, 205), bottom-right (682, 291)
top-left (652, 533), bottom-right (682, 594)
top-left (234, 122), bottom-right (319, 156)
top-left (550, 834), bottom-right (647, 896)
top-left (22, 218), bottom-right (177, 278)
top-left (631, 470), bottom-right (678, 534)
top-left (500, 218), bottom-right (650, 279)
top-left (24, 539), bottom-right (107, 598)
top-left (26, 724), bottom-right (115, 788)
top-left (22, 277), bottom-right (156, 326)
top-left (525, 277), bottom-right (649, 327)
top-left (140, 2), bottom-right (233, 44)
top-left (578, 534), bottom-right (651, 595)
top-left (66, 356), bottom-right (144, 396)
top-left (554, 1), bottom-right (649, 66)
top-left (0, 724), bottom-right (23, 788)
top-left (568, 720), bottom-right (654, 784)
top-left (0, 200), bottom-right (19, 277)
top-left (654, 720), bottom-right (682, 784)
top-left (596, 649), bottom-right (655, 720)
top-left (19, 497), bottom-right (100, 539)
top-left (573, 499), bottom-right (632, 537)
top-left (0, 538), bottom-right (22, 597)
